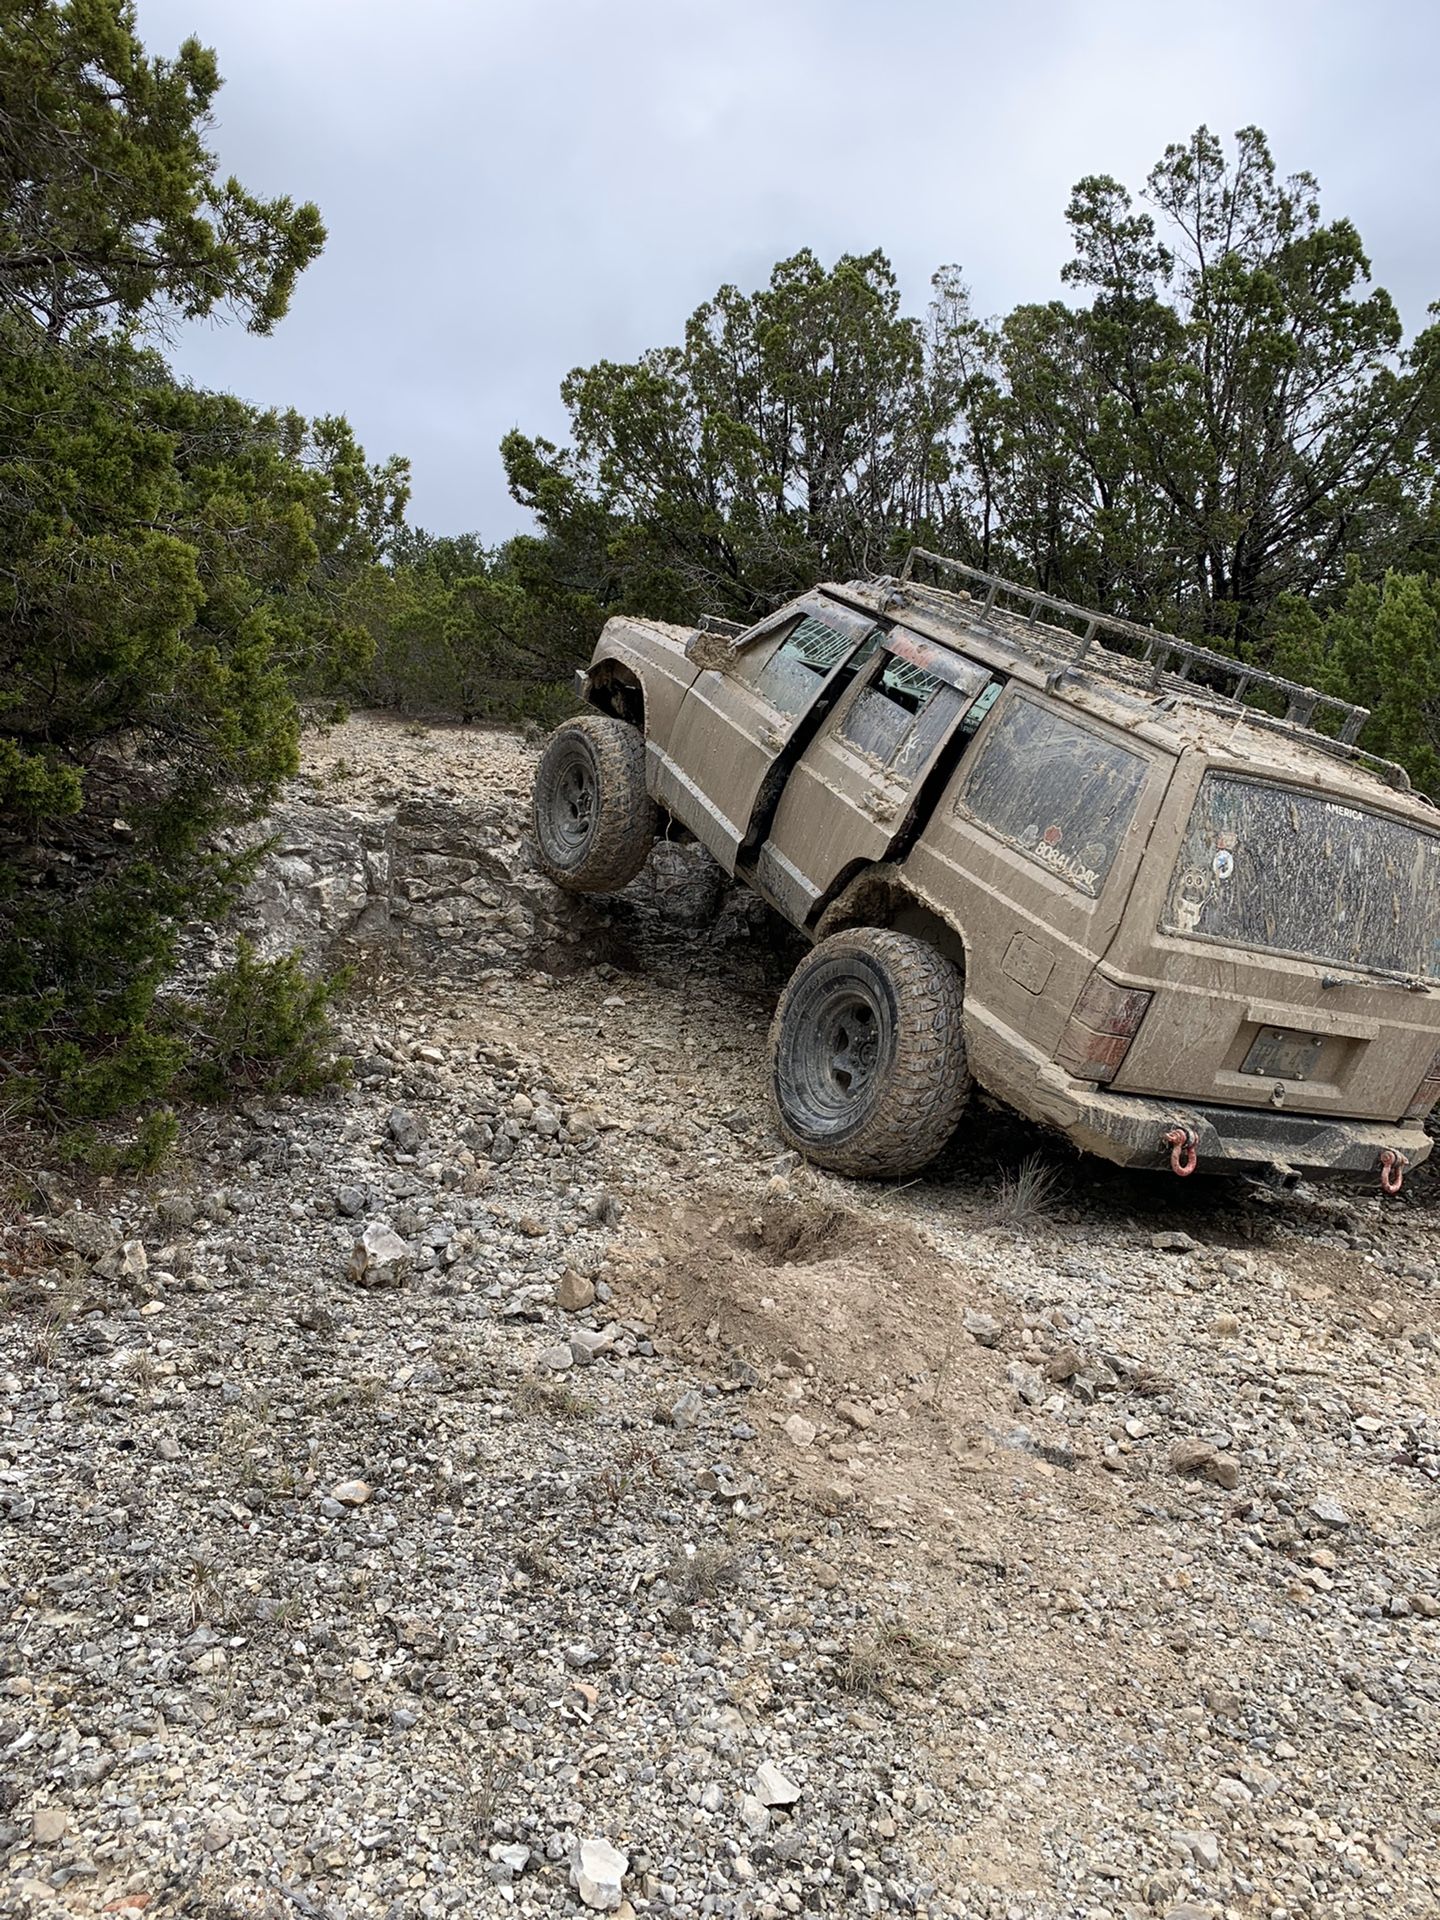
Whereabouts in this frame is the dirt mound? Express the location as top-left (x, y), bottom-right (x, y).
top-left (629, 1184), bottom-right (1113, 1557)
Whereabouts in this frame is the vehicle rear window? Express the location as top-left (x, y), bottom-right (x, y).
top-left (1164, 774), bottom-right (1440, 982)
top-left (750, 615), bottom-right (875, 715)
top-left (957, 695), bottom-right (1150, 896)
top-left (839, 656), bottom-right (963, 776)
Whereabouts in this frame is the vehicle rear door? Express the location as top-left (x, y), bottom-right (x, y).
top-left (755, 627), bottom-right (994, 924)
top-left (651, 598), bottom-right (881, 871)
top-left (905, 689), bottom-right (1175, 1063)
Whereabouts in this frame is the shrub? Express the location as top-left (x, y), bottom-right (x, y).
top-left (0, 5), bottom-right (406, 1139)
top-left (184, 942), bottom-right (351, 1103)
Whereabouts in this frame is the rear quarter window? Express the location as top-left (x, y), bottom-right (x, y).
top-left (839, 657), bottom-right (963, 776)
top-left (956, 694), bottom-right (1150, 896)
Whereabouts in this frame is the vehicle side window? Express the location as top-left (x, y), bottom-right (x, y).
top-left (839, 656), bottom-right (962, 779)
top-left (744, 615), bottom-right (876, 716)
top-left (957, 694), bottom-right (1149, 896)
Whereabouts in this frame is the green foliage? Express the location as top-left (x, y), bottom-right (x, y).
top-left (0, 740), bottom-right (82, 818)
top-left (0, 0), bottom-right (324, 338)
top-left (0, 3), bottom-right (404, 1128)
top-left (1003, 125), bottom-right (1427, 644)
top-left (349, 530), bottom-right (597, 721)
top-left (184, 940), bottom-right (350, 1103)
top-left (504, 128), bottom-right (1440, 791)
top-left (57, 1106), bottom-right (178, 1175)
top-left (0, 320), bottom-right (404, 1118)
top-left (502, 248), bottom-right (958, 622)
top-left (1271, 570), bottom-right (1440, 793)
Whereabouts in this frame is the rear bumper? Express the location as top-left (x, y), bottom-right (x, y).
top-left (967, 1009), bottom-right (1432, 1178)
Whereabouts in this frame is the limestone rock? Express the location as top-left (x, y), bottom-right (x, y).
top-left (571, 1836), bottom-right (628, 1911)
top-left (752, 1760), bottom-right (801, 1807)
top-left (556, 1269), bottom-right (596, 1312)
top-left (348, 1221), bottom-right (410, 1288)
top-left (964, 1308), bottom-right (1003, 1347)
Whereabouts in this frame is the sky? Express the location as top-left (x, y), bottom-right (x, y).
top-left (134, 0), bottom-right (1440, 544)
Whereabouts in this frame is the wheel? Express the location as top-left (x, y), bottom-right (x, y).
top-left (532, 714), bottom-right (657, 893)
top-left (768, 927), bottom-right (971, 1178)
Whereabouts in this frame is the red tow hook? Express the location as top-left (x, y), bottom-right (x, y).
top-left (1379, 1149), bottom-right (1408, 1195)
top-left (1163, 1125), bottom-right (1199, 1178)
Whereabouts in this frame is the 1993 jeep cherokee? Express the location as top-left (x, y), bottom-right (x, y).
top-left (531, 550), bottom-right (1440, 1186)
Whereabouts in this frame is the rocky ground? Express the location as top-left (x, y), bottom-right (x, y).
top-left (2, 713), bottom-right (1437, 1920)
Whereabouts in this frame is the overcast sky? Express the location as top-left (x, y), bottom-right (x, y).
top-left (134, 0), bottom-right (1440, 544)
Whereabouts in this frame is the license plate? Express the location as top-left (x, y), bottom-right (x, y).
top-left (1241, 1027), bottom-right (1325, 1081)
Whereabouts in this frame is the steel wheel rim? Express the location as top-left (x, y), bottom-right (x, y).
top-left (540, 739), bottom-right (598, 862)
top-left (553, 758), bottom-right (596, 851)
top-left (785, 967), bottom-right (896, 1130)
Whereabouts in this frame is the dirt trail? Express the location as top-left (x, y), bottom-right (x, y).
top-left (338, 718), bottom-right (1439, 1915)
top-left (4, 713), bottom-right (1436, 1920)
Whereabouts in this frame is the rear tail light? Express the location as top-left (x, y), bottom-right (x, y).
top-left (1057, 973), bottom-right (1154, 1083)
top-left (1402, 1046), bottom-right (1440, 1121)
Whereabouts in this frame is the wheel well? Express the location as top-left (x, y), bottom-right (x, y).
top-left (813, 867), bottom-right (967, 974)
top-left (587, 663), bottom-right (645, 730)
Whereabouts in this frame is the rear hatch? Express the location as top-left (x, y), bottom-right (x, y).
top-left (1102, 758), bottom-right (1440, 1121)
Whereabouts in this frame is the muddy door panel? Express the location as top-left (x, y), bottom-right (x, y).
top-left (904, 690), bottom-right (1173, 1065)
top-left (650, 601), bottom-right (879, 872)
top-left (1102, 756), bottom-right (1440, 1120)
top-left (757, 631), bottom-right (993, 924)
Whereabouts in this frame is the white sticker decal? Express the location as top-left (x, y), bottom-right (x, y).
top-left (1212, 849), bottom-right (1235, 880)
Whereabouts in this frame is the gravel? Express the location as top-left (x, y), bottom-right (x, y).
top-left (2, 713), bottom-right (1436, 1920)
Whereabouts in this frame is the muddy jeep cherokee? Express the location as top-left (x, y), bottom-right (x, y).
top-left (532, 551), bottom-right (1440, 1186)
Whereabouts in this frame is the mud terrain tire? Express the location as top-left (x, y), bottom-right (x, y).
top-left (533, 714), bottom-right (657, 893)
top-left (769, 927), bottom-right (971, 1178)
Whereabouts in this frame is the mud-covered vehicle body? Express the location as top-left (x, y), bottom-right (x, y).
top-left (534, 550), bottom-right (1440, 1184)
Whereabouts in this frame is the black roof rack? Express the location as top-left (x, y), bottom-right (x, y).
top-left (897, 548), bottom-right (1372, 748)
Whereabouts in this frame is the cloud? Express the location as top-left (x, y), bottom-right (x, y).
top-left (135, 0), bottom-right (1440, 539)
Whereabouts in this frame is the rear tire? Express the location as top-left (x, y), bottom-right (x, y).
top-left (769, 927), bottom-right (971, 1178)
top-left (532, 714), bottom-right (657, 893)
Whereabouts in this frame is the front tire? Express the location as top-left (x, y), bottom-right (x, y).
top-left (533, 714), bottom-right (657, 893)
top-left (769, 927), bottom-right (971, 1178)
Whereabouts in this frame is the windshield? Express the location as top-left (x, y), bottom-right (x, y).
top-left (1164, 774), bottom-right (1440, 982)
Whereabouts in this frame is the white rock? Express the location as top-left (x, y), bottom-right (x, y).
top-left (783, 1413), bottom-right (816, 1447)
top-left (752, 1760), bottom-right (801, 1807)
top-left (348, 1220), bottom-right (411, 1287)
top-left (330, 1479), bottom-right (372, 1507)
top-left (98, 1238), bottom-right (148, 1282)
top-left (571, 1835), bottom-right (628, 1910)
top-left (739, 1793), bottom-right (771, 1836)
top-left (570, 1326), bottom-right (615, 1365)
top-left (1309, 1493), bottom-right (1349, 1528)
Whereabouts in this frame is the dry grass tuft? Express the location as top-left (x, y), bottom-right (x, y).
top-left (838, 1622), bottom-right (960, 1699)
top-left (515, 1375), bottom-right (593, 1421)
top-left (986, 1152), bottom-right (1061, 1227)
top-left (666, 1543), bottom-right (741, 1602)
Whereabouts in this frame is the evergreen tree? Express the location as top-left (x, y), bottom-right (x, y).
top-left (0, 3), bottom-right (403, 1127)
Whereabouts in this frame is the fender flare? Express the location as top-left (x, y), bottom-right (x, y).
top-left (814, 863), bottom-right (968, 974)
